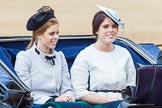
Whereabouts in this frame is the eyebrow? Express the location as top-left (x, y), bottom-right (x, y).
top-left (102, 23), bottom-right (117, 26)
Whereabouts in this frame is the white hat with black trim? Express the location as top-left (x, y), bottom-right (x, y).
top-left (97, 5), bottom-right (125, 28)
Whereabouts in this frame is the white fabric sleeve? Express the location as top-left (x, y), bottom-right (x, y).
top-left (70, 52), bottom-right (90, 100)
top-left (125, 50), bottom-right (136, 86)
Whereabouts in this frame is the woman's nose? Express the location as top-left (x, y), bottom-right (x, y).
top-left (53, 33), bottom-right (59, 39)
top-left (108, 26), bottom-right (113, 32)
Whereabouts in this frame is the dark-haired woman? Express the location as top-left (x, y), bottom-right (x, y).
top-left (71, 5), bottom-right (136, 107)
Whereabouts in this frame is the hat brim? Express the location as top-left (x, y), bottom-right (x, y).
top-left (97, 5), bottom-right (125, 28)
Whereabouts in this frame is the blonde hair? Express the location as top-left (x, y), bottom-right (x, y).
top-left (26, 18), bottom-right (59, 50)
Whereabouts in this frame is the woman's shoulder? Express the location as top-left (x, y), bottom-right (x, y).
top-left (80, 44), bottom-right (94, 54)
top-left (114, 45), bottom-right (128, 51)
top-left (16, 48), bottom-right (33, 58)
top-left (55, 50), bottom-right (64, 57)
top-left (114, 45), bottom-right (130, 54)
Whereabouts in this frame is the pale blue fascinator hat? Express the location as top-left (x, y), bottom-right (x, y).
top-left (97, 5), bottom-right (125, 28)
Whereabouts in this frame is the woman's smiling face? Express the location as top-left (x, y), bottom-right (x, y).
top-left (38, 24), bottom-right (59, 50)
top-left (96, 17), bottom-right (118, 45)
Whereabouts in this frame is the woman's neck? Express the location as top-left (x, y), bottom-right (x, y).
top-left (93, 41), bottom-right (114, 52)
top-left (36, 43), bottom-right (52, 54)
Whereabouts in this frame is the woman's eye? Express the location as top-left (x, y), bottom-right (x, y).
top-left (112, 25), bottom-right (118, 28)
top-left (49, 31), bottom-right (59, 36)
top-left (49, 32), bottom-right (55, 35)
top-left (103, 25), bottom-right (109, 28)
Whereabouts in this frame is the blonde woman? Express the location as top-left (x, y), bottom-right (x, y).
top-left (14, 6), bottom-right (75, 105)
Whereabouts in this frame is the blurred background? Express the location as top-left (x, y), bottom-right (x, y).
top-left (0, 0), bottom-right (162, 44)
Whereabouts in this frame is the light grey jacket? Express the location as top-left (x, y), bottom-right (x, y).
top-left (14, 44), bottom-right (74, 104)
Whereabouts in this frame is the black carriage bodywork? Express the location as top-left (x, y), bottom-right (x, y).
top-left (0, 35), bottom-right (160, 108)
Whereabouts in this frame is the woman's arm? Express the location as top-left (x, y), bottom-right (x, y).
top-left (80, 93), bottom-right (121, 104)
top-left (59, 52), bottom-right (75, 101)
top-left (71, 51), bottom-right (120, 104)
top-left (14, 51), bottom-right (32, 88)
top-left (125, 50), bottom-right (136, 86)
top-left (14, 51), bottom-right (51, 104)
